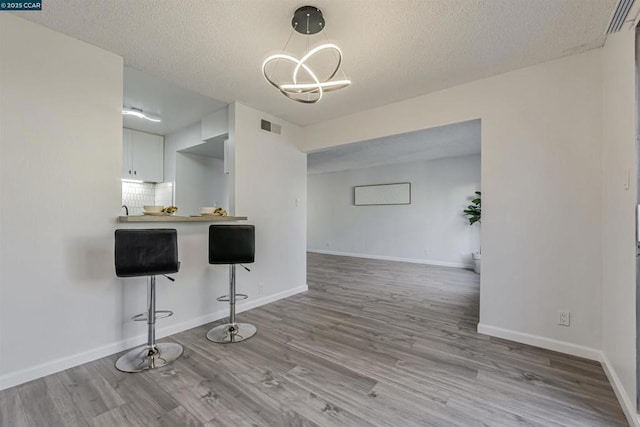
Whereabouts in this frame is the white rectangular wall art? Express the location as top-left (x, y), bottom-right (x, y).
top-left (354, 182), bottom-right (411, 206)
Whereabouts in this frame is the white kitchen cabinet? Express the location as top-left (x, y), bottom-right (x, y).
top-left (121, 128), bottom-right (133, 179)
top-left (122, 128), bottom-right (164, 182)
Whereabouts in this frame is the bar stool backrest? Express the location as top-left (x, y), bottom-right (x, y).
top-left (209, 225), bottom-right (255, 265)
top-left (115, 229), bottom-right (179, 277)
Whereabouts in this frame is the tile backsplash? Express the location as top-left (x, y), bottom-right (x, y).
top-left (122, 181), bottom-right (173, 216)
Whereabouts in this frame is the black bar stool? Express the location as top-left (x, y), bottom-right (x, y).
top-left (114, 229), bottom-right (183, 372)
top-left (207, 224), bottom-right (257, 343)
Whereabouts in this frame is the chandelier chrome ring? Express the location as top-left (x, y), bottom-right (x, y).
top-left (262, 53), bottom-right (325, 103)
top-left (292, 43), bottom-right (342, 87)
top-left (262, 5), bottom-right (351, 104)
top-left (262, 43), bottom-right (350, 104)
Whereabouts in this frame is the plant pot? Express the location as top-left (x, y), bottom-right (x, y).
top-left (472, 252), bottom-right (481, 274)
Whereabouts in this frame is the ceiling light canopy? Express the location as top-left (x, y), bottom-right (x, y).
top-left (122, 107), bottom-right (161, 122)
top-left (262, 6), bottom-right (351, 104)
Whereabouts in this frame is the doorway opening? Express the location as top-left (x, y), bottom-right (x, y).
top-left (306, 119), bottom-right (482, 271)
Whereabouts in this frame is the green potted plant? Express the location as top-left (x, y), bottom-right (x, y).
top-left (463, 191), bottom-right (481, 273)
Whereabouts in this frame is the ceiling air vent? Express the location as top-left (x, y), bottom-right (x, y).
top-left (260, 119), bottom-right (281, 135)
top-left (606, 0), bottom-right (635, 34)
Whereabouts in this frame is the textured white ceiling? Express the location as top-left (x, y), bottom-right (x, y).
top-left (14, 0), bottom-right (616, 126)
top-left (308, 119), bottom-right (481, 174)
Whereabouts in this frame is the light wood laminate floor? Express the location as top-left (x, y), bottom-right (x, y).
top-left (0, 253), bottom-right (628, 426)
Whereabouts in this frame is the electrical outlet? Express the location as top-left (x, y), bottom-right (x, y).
top-left (558, 310), bottom-right (570, 326)
top-left (258, 282), bottom-right (264, 295)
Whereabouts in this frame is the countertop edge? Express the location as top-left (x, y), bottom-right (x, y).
top-left (118, 215), bottom-right (248, 223)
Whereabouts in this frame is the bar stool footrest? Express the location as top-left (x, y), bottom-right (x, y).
top-left (216, 294), bottom-right (248, 302)
top-left (131, 310), bottom-right (174, 322)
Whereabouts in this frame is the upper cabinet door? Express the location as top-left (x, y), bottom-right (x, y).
top-left (126, 129), bottom-right (164, 183)
top-left (122, 128), bottom-right (133, 179)
top-left (131, 130), bottom-right (164, 183)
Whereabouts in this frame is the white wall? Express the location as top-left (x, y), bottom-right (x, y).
top-left (601, 28), bottom-right (638, 424)
top-left (0, 15), bottom-right (123, 381)
top-left (0, 16), bottom-right (307, 390)
top-left (166, 119), bottom-right (231, 215)
top-left (301, 50), bottom-right (604, 356)
top-left (164, 121), bottom-right (203, 183)
top-left (175, 153), bottom-right (228, 215)
top-left (232, 102), bottom-right (308, 297)
top-left (201, 108), bottom-right (229, 141)
top-left (308, 155), bottom-right (481, 268)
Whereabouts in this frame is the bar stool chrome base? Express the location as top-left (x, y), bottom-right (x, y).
top-left (115, 342), bottom-right (183, 373)
top-left (207, 322), bottom-right (256, 343)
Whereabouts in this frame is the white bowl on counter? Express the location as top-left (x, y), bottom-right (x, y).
top-left (200, 207), bottom-right (216, 215)
top-left (143, 205), bottom-right (164, 213)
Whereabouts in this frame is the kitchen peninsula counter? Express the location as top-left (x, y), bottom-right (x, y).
top-left (118, 215), bottom-right (247, 223)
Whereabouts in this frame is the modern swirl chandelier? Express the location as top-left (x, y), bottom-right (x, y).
top-left (262, 6), bottom-right (351, 104)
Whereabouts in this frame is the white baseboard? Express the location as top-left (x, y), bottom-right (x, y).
top-left (477, 323), bottom-right (601, 360)
top-left (308, 249), bottom-right (473, 269)
top-left (0, 284), bottom-right (308, 391)
top-left (478, 323), bottom-right (640, 427)
top-left (600, 353), bottom-right (640, 427)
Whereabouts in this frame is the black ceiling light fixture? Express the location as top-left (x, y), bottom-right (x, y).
top-left (262, 5), bottom-right (351, 104)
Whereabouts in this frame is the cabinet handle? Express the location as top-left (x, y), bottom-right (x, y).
top-left (128, 170), bottom-right (132, 175)
top-left (134, 171), bottom-right (137, 175)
